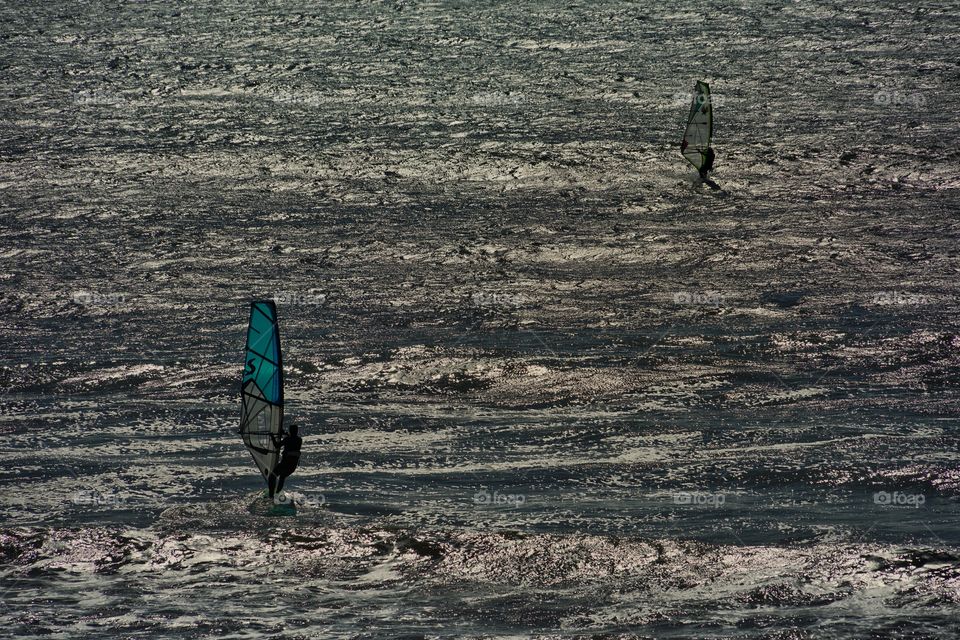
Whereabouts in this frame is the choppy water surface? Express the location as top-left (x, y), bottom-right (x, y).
top-left (2, 0), bottom-right (960, 637)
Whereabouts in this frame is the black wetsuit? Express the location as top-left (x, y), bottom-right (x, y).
top-left (699, 147), bottom-right (716, 179)
top-left (698, 147), bottom-right (721, 190)
top-left (268, 432), bottom-right (302, 497)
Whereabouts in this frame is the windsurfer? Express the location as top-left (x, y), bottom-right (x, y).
top-left (699, 147), bottom-right (715, 179)
top-left (698, 146), bottom-right (721, 190)
top-left (268, 424), bottom-right (303, 499)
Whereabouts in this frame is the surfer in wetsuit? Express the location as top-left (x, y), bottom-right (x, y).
top-left (268, 424), bottom-right (302, 499)
top-left (699, 147), bottom-right (715, 178)
top-left (698, 147), bottom-right (721, 191)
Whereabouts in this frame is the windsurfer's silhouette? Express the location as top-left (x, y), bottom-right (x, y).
top-left (698, 147), bottom-right (721, 191)
top-left (268, 423), bottom-right (302, 499)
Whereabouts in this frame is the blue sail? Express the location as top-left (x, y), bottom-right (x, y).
top-left (239, 301), bottom-right (284, 482)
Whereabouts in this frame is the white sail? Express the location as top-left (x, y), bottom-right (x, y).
top-left (681, 81), bottom-right (712, 170)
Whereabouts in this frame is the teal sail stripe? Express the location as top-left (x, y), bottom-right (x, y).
top-left (239, 301), bottom-right (284, 482)
top-left (245, 302), bottom-right (283, 401)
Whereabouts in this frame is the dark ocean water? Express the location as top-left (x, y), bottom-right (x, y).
top-left (2, 0), bottom-right (960, 637)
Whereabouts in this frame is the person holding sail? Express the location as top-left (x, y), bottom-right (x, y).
top-left (681, 81), bottom-right (724, 193)
top-left (698, 146), bottom-right (721, 190)
top-left (268, 423), bottom-right (302, 500)
top-left (699, 147), bottom-right (715, 179)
